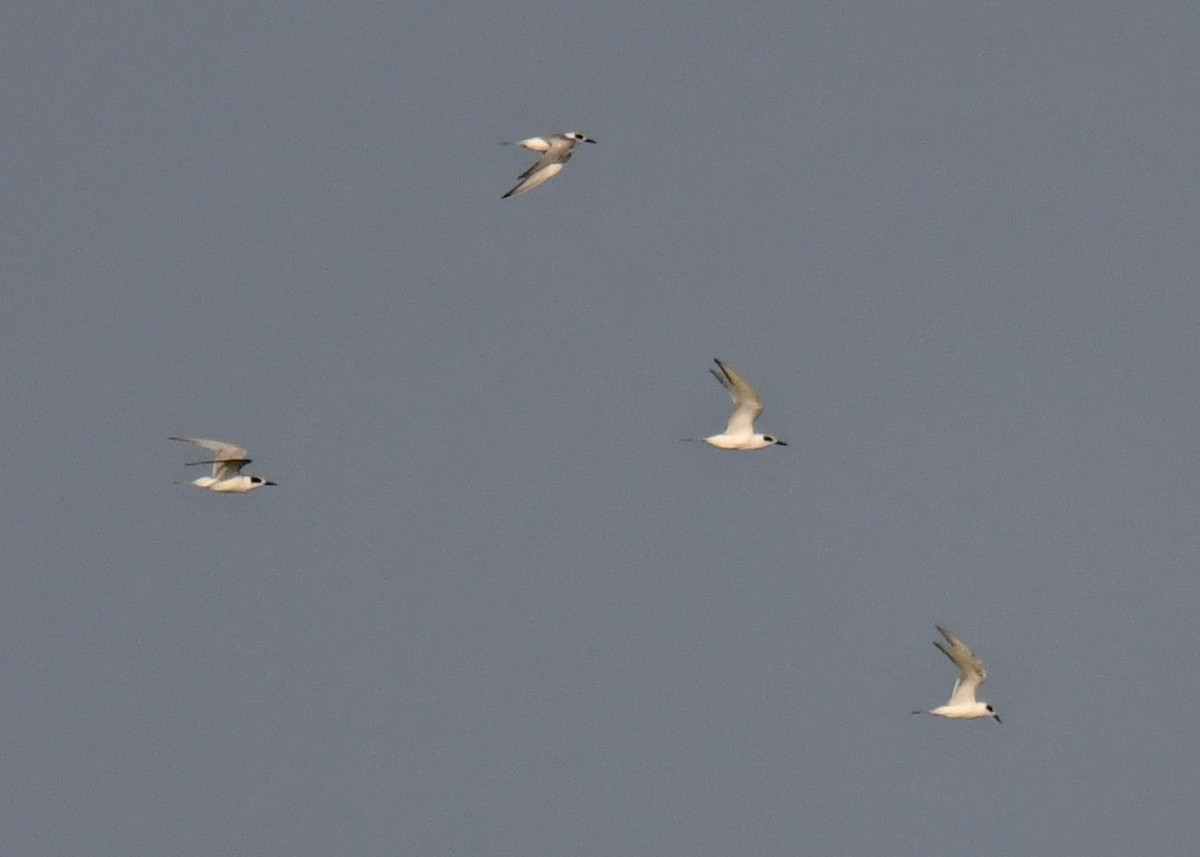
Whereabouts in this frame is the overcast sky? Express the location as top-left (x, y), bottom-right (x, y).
top-left (4, 2), bottom-right (1200, 855)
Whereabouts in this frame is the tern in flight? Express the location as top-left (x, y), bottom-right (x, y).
top-left (169, 436), bottom-right (276, 493)
top-left (698, 358), bottom-right (786, 450)
top-left (915, 626), bottom-right (1001, 722)
top-left (502, 131), bottom-right (596, 198)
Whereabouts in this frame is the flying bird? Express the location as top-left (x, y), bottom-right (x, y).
top-left (699, 358), bottom-right (786, 450)
top-left (502, 131), bottom-right (596, 198)
top-left (169, 436), bottom-right (276, 493)
top-left (915, 626), bottom-right (1001, 722)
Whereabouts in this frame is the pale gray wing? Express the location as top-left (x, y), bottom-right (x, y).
top-left (170, 436), bottom-right (250, 479)
top-left (211, 458), bottom-right (250, 480)
top-left (503, 158), bottom-right (565, 198)
top-left (935, 625), bottom-right (987, 705)
top-left (711, 359), bottom-right (764, 435)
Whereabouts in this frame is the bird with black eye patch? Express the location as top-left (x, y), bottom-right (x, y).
top-left (501, 131), bottom-right (596, 198)
top-left (693, 358), bottom-right (787, 451)
top-left (169, 436), bottom-right (276, 493)
top-left (913, 626), bottom-right (1001, 722)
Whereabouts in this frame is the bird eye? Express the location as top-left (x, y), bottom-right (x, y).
top-left (251, 477), bottom-right (262, 484)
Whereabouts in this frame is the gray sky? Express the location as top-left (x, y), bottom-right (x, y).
top-left (4, 2), bottom-right (1199, 854)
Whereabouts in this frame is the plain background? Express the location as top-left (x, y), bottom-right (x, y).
top-left (4, 2), bottom-right (1199, 854)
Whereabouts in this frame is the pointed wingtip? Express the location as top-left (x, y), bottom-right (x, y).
top-left (933, 640), bottom-right (955, 664)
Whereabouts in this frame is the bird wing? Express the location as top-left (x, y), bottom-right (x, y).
top-left (211, 458), bottom-right (250, 481)
top-left (170, 436), bottom-right (251, 480)
top-left (935, 625), bottom-right (987, 705)
top-left (503, 158), bottom-right (565, 198)
top-left (711, 359), bottom-right (764, 436)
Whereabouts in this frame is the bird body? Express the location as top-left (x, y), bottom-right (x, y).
top-left (502, 131), bottom-right (595, 198)
top-left (702, 358), bottom-right (786, 450)
top-left (169, 436), bottom-right (276, 493)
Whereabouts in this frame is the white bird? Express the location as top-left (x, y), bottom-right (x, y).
top-left (169, 436), bottom-right (276, 493)
top-left (915, 626), bottom-right (1001, 722)
top-left (502, 131), bottom-right (596, 198)
top-left (700, 358), bottom-right (786, 450)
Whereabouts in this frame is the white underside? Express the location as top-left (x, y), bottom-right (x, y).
top-left (929, 703), bottom-right (992, 719)
top-left (192, 476), bottom-right (263, 493)
top-left (704, 433), bottom-right (773, 451)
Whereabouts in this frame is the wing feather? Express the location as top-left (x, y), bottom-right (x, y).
top-left (935, 626), bottom-right (988, 705)
top-left (170, 437), bottom-right (251, 480)
top-left (712, 359), bottom-right (764, 436)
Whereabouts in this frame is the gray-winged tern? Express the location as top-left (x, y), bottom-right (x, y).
top-left (700, 358), bottom-right (786, 450)
top-left (170, 436), bottom-right (276, 493)
top-left (915, 626), bottom-right (1001, 722)
top-left (502, 131), bottom-right (596, 198)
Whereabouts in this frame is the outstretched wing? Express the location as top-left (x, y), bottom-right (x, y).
top-left (935, 625), bottom-right (987, 705)
top-left (170, 436), bottom-right (251, 480)
top-left (503, 153), bottom-right (572, 198)
top-left (711, 358), bottom-right (764, 436)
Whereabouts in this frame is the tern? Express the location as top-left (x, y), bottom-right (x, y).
top-left (915, 626), bottom-right (1001, 722)
top-left (169, 436), bottom-right (276, 493)
top-left (502, 131), bottom-right (596, 198)
top-left (698, 358), bottom-right (786, 450)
